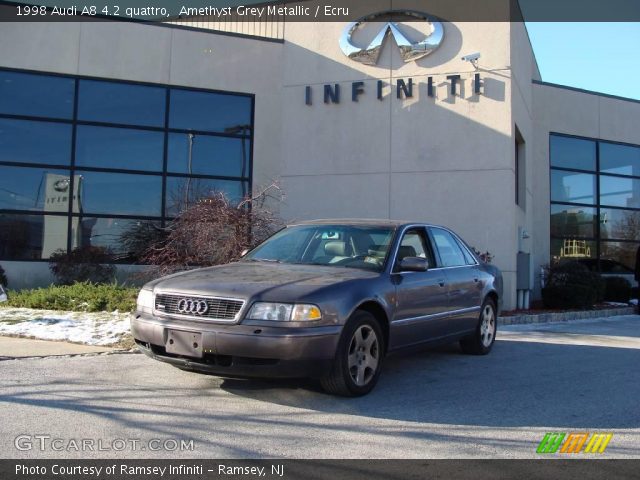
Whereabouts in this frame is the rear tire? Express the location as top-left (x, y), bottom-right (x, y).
top-left (460, 298), bottom-right (497, 355)
top-left (321, 310), bottom-right (384, 396)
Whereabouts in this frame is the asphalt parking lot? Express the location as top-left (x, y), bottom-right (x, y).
top-left (1, 315), bottom-right (639, 459)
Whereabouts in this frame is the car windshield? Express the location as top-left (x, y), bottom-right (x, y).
top-left (243, 224), bottom-right (395, 272)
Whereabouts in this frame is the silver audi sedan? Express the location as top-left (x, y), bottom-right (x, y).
top-left (132, 220), bottom-right (502, 396)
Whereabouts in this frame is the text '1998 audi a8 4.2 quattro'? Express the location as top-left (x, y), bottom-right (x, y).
top-left (132, 220), bottom-right (503, 396)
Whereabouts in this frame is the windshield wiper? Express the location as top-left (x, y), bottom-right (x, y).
top-left (246, 258), bottom-right (281, 263)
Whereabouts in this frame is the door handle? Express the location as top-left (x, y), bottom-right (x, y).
top-left (438, 279), bottom-right (446, 287)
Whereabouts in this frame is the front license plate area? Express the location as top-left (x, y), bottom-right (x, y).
top-left (166, 330), bottom-right (203, 358)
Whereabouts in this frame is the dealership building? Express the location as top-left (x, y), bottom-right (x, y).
top-left (1, 4), bottom-right (639, 310)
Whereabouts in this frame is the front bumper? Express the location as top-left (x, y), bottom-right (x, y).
top-left (131, 313), bottom-right (341, 379)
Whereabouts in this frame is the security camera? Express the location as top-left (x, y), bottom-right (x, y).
top-left (461, 52), bottom-right (480, 70)
top-left (461, 52), bottom-right (481, 62)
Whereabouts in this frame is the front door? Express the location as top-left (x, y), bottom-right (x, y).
top-left (389, 227), bottom-right (450, 350)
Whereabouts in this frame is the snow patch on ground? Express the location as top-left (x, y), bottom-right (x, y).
top-left (0, 308), bottom-right (131, 345)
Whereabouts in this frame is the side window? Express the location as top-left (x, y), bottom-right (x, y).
top-left (455, 237), bottom-right (477, 265)
top-left (430, 228), bottom-right (467, 267)
top-left (397, 229), bottom-right (433, 265)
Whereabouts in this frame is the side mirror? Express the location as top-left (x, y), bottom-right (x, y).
top-left (240, 249), bottom-right (250, 257)
top-left (399, 256), bottom-right (429, 272)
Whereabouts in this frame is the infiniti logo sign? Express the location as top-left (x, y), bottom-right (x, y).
top-left (339, 10), bottom-right (444, 66)
top-left (53, 179), bottom-right (70, 192)
top-left (177, 298), bottom-right (209, 315)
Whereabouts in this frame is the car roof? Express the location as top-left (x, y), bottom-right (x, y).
top-left (287, 218), bottom-right (441, 229)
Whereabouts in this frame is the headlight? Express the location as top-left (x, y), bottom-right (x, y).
top-left (247, 302), bottom-right (322, 322)
top-left (291, 304), bottom-right (322, 321)
top-left (137, 288), bottom-right (154, 312)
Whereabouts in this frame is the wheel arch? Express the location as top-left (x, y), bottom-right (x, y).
top-left (353, 300), bottom-right (390, 354)
top-left (485, 290), bottom-right (500, 315)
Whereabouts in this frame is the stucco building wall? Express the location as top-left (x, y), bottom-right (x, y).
top-left (1, 14), bottom-right (639, 309)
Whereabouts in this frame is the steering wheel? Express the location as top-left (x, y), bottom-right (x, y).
top-left (334, 255), bottom-right (370, 266)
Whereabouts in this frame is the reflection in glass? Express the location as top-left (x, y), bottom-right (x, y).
top-left (600, 142), bottom-right (640, 177)
top-left (550, 204), bottom-right (596, 238)
top-left (169, 89), bottom-right (252, 134)
top-left (600, 175), bottom-right (640, 209)
top-left (0, 72), bottom-right (255, 263)
top-left (0, 167), bottom-right (72, 212)
top-left (550, 238), bottom-right (596, 264)
top-left (550, 134), bottom-right (640, 268)
top-left (600, 208), bottom-right (640, 241)
top-left (600, 241), bottom-right (640, 271)
top-left (165, 177), bottom-right (247, 217)
top-left (75, 125), bottom-right (164, 171)
top-left (167, 133), bottom-right (248, 177)
top-left (431, 227), bottom-right (467, 267)
top-left (0, 214), bottom-right (67, 260)
top-left (550, 135), bottom-right (596, 171)
top-left (77, 80), bottom-right (165, 127)
top-left (0, 118), bottom-right (72, 165)
top-left (73, 171), bottom-right (162, 217)
top-left (0, 70), bottom-right (74, 119)
top-left (78, 217), bottom-right (161, 261)
top-left (550, 170), bottom-right (596, 205)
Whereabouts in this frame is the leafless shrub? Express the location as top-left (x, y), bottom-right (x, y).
top-left (49, 246), bottom-right (116, 285)
top-left (139, 182), bottom-right (284, 276)
top-left (471, 247), bottom-right (493, 263)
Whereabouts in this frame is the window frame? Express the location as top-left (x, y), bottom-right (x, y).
top-left (392, 227), bottom-right (435, 272)
top-left (0, 69), bottom-right (75, 120)
top-left (550, 132), bottom-right (640, 273)
top-left (0, 66), bottom-right (255, 262)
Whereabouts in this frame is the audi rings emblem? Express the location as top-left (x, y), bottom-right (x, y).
top-left (177, 298), bottom-right (209, 315)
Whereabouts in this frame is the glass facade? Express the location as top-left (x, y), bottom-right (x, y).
top-left (0, 68), bottom-right (253, 262)
top-left (550, 133), bottom-right (640, 271)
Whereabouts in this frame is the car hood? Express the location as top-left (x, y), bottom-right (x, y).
top-left (146, 261), bottom-right (380, 302)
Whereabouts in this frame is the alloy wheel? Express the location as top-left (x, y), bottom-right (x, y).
top-left (480, 304), bottom-right (496, 347)
top-left (347, 325), bottom-right (380, 386)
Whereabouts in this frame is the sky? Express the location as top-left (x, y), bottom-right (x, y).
top-left (525, 23), bottom-right (640, 100)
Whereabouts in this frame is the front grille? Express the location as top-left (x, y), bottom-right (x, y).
top-left (154, 293), bottom-right (244, 321)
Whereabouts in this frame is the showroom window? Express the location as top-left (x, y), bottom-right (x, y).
top-left (0, 68), bottom-right (253, 262)
top-left (550, 133), bottom-right (640, 272)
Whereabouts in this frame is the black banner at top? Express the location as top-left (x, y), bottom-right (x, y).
top-left (0, 0), bottom-right (639, 22)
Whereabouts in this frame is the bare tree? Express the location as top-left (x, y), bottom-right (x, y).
top-left (602, 210), bottom-right (640, 268)
top-left (140, 182), bottom-right (284, 276)
top-left (609, 210), bottom-right (640, 242)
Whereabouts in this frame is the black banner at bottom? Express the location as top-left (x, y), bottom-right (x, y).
top-left (1, 459), bottom-right (639, 480)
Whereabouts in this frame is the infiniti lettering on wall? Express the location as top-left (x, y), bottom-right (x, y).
top-left (304, 75), bottom-right (483, 105)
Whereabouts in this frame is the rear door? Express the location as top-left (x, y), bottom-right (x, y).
top-left (428, 227), bottom-right (483, 334)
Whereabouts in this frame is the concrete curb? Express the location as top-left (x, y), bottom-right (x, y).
top-left (499, 306), bottom-right (636, 326)
top-left (0, 349), bottom-right (140, 361)
top-left (0, 334), bottom-right (139, 360)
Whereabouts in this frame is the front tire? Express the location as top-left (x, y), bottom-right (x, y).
top-left (321, 310), bottom-right (384, 396)
top-left (460, 298), bottom-right (497, 355)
